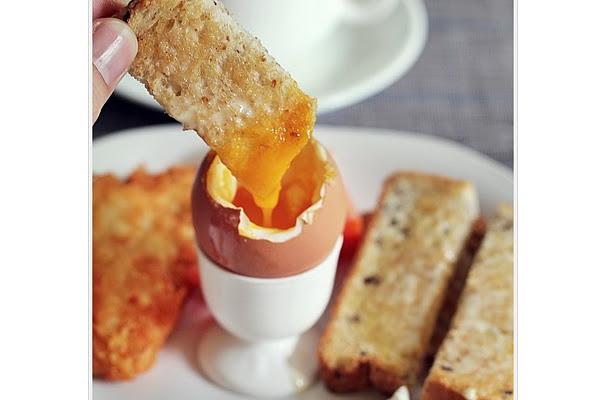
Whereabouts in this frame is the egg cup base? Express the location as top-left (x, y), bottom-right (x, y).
top-left (198, 322), bottom-right (321, 397)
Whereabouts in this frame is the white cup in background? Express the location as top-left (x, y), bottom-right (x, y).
top-left (221, 0), bottom-right (399, 61)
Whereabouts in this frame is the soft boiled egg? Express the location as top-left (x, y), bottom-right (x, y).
top-left (191, 139), bottom-right (347, 278)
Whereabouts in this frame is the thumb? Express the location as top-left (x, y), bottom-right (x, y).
top-left (92, 18), bottom-right (138, 123)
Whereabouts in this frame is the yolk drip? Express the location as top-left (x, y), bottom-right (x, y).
top-left (212, 94), bottom-right (316, 224)
top-left (231, 140), bottom-right (328, 229)
top-left (261, 207), bottom-right (273, 227)
top-left (232, 180), bottom-right (313, 229)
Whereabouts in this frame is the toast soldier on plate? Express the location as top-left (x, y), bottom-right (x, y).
top-left (319, 172), bottom-right (480, 394)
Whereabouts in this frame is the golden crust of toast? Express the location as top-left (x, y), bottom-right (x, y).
top-left (93, 166), bottom-right (198, 380)
top-left (318, 172), bottom-right (480, 395)
top-left (422, 204), bottom-right (513, 400)
top-left (126, 0), bottom-right (316, 201)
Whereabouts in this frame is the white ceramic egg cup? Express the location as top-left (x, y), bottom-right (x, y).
top-left (197, 236), bottom-right (343, 398)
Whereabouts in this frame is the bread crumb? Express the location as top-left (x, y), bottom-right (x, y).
top-left (464, 387), bottom-right (477, 400)
top-left (388, 386), bottom-right (410, 400)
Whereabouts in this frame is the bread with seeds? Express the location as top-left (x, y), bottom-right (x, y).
top-left (318, 172), bottom-right (480, 394)
top-left (125, 0), bottom-right (315, 200)
top-left (421, 204), bottom-right (513, 400)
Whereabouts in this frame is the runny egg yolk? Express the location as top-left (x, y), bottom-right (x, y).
top-left (211, 94), bottom-right (316, 225)
top-left (210, 139), bottom-right (331, 230)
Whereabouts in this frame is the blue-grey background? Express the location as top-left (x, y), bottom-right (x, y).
top-left (93, 0), bottom-right (513, 167)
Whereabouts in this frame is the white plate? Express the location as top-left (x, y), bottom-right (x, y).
top-left (115, 0), bottom-right (428, 115)
top-left (92, 125), bottom-right (512, 400)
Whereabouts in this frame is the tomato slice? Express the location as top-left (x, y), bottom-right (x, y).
top-left (340, 213), bottom-right (364, 261)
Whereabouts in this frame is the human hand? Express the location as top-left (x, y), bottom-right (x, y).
top-left (93, 0), bottom-right (138, 123)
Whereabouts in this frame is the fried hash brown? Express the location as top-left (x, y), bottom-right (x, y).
top-left (93, 166), bottom-right (198, 380)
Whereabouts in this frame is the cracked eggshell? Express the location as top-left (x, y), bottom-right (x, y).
top-left (191, 148), bottom-right (347, 278)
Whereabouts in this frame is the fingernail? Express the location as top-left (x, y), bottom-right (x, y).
top-left (93, 19), bottom-right (137, 86)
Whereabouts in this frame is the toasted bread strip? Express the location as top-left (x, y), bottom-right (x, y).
top-left (126, 0), bottom-right (315, 202)
top-left (422, 204), bottom-right (513, 400)
top-left (318, 172), bottom-right (480, 394)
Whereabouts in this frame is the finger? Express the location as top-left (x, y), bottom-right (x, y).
top-left (92, 18), bottom-right (137, 122)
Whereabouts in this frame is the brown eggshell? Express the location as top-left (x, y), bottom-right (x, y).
top-left (191, 150), bottom-right (347, 278)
